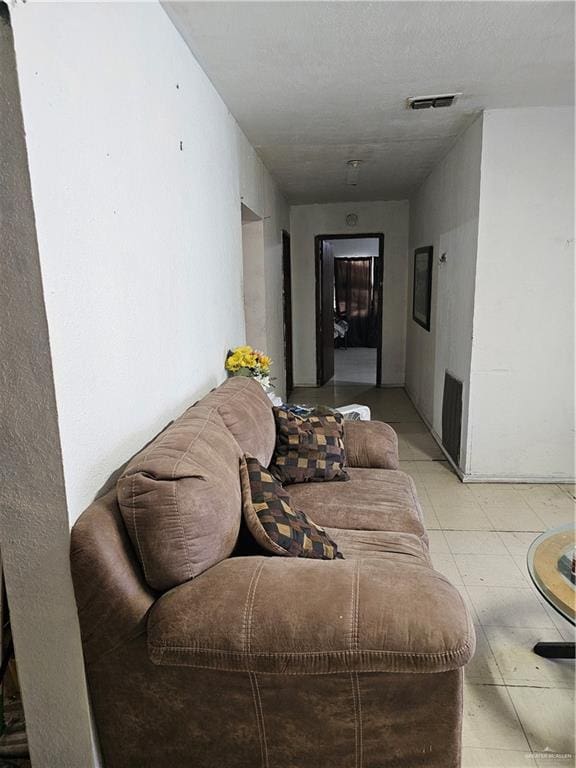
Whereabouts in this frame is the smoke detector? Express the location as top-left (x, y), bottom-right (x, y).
top-left (407, 93), bottom-right (462, 110)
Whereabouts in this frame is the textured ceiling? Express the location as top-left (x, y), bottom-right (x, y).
top-left (164, 1), bottom-right (574, 204)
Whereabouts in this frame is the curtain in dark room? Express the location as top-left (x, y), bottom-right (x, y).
top-left (334, 257), bottom-right (379, 347)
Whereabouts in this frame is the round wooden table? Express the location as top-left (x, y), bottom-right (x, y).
top-left (527, 523), bottom-right (575, 659)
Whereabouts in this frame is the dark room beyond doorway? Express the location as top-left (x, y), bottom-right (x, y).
top-left (315, 234), bottom-right (384, 387)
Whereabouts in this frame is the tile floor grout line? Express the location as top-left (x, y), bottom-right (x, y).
top-left (505, 683), bottom-right (539, 755)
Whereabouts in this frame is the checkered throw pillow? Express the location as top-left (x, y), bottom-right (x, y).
top-left (240, 456), bottom-right (344, 560)
top-left (269, 407), bottom-right (349, 485)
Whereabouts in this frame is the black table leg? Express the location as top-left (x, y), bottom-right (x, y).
top-left (533, 641), bottom-right (575, 659)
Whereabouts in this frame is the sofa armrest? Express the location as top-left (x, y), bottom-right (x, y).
top-left (71, 489), bottom-right (156, 666)
top-left (148, 555), bottom-right (475, 675)
top-left (343, 420), bottom-right (399, 469)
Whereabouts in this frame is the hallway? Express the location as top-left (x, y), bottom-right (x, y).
top-left (333, 347), bottom-right (377, 385)
top-left (289, 385), bottom-right (576, 767)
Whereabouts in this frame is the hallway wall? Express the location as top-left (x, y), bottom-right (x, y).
top-left (407, 107), bottom-right (574, 482)
top-left (469, 107), bottom-right (575, 480)
top-left (12, 1), bottom-right (287, 525)
top-left (242, 216), bottom-right (268, 352)
top-left (235, 131), bottom-right (290, 399)
top-left (0, 11), bottom-right (94, 766)
top-left (290, 200), bottom-right (409, 386)
top-left (406, 116), bottom-right (483, 472)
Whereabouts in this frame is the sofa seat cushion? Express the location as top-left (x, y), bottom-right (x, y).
top-left (325, 528), bottom-right (431, 566)
top-left (288, 468), bottom-right (426, 536)
top-left (343, 420), bottom-right (400, 470)
top-left (117, 405), bottom-right (242, 591)
top-left (148, 555), bottom-right (475, 675)
top-left (200, 377), bottom-right (276, 466)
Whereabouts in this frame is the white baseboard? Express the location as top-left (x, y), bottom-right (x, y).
top-left (403, 387), bottom-right (576, 485)
top-left (461, 473), bottom-right (576, 484)
top-left (292, 381), bottom-right (318, 388)
top-left (293, 381), bottom-right (405, 389)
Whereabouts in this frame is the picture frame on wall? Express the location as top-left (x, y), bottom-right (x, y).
top-left (412, 246), bottom-right (433, 331)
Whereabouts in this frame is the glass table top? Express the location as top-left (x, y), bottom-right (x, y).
top-left (527, 523), bottom-right (575, 626)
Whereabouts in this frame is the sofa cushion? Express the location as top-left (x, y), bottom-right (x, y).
top-left (147, 554), bottom-right (475, 674)
top-left (240, 456), bottom-right (343, 560)
top-left (288, 468), bottom-right (426, 537)
top-left (200, 377), bottom-right (276, 466)
top-left (269, 407), bottom-right (349, 485)
top-left (117, 405), bottom-right (242, 591)
top-left (343, 420), bottom-right (400, 470)
top-left (325, 527), bottom-right (431, 565)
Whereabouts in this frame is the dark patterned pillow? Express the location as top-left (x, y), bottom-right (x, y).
top-left (240, 456), bottom-right (343, 560)
top-left (269, 407), bottom-right (349, 485)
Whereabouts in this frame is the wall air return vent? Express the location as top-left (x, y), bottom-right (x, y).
top-left (407, 93), bottom-right (462, 110)
top-left (442, 371), bottom-right (463, 467)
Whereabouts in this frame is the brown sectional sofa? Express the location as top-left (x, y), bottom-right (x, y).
top-left (71, 377), bottom-right (475, 768)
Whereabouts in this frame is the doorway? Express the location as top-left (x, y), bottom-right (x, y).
top-left (315, 234), bottom-right (384, 386)
top-left (241, 203), bottom-right (266, 353)
top-left (282, 231), bottom-right (293, 397)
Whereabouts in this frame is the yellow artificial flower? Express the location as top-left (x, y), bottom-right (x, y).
top-left (225, 345), bottom-right (273, 376)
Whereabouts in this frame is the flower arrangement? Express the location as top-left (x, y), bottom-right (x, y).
top-left (225, 345), bottom-right (273, 389)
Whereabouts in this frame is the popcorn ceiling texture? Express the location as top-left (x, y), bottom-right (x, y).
top-left (164, 1), bottom-right (574, 204)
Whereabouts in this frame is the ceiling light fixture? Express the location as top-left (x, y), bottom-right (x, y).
top-left (407, 93), bottom-right (462, 110)
top-left (346, 160), bottom-right (362, 186)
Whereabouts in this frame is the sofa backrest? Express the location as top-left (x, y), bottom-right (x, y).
top-left (117, 403), bottom-right (243, 591)
top-left (72, 376), bottom-right (276, 602)
top-left (199, 377), bottom-right (276, 467)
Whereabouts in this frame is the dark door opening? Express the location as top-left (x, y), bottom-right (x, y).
top-left (282, 231), bottom-right (293, 397)
top-left (315, 234), bottom-right (384, 387)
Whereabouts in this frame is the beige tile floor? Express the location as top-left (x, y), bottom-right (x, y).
top-left (290, 384), bottom-right (576, 768)
top-left (333, 346), bottom-right (377, 385)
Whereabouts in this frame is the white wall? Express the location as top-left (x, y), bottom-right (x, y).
top-left (242, 217), bottom-right (267, 351)
top-left (1, 12), bottom-right (95, 766)
top-left (10, 2), bottom-right (287, 764)
top-left (407, 108), bottom-right (574, 481)
top-left (406, 117), bottom-right (483, 471)
top-left (290, 200), bottom-right (409, 386)
top-left (237, 132), bottom-right (290, 399)
top-left (13, 1), bottom-right (287, 523)
top-left (468, 107), bottom-right (575, 480)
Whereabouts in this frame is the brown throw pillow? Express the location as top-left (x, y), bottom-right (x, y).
top-left (240, 456), bottom-right (343, 560)
top-left (269, 407), bottom-right (349, 485)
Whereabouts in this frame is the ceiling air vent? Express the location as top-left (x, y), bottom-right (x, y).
top-left (407, 93), bottom-right (462, 110)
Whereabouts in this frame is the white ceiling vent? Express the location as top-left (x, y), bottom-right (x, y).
top-left (407, 93), bottom-right (462, 110)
